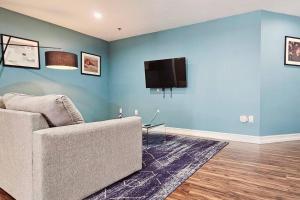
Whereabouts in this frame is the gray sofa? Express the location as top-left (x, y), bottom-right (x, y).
top-left (0, 105), bottom-right (142, 200)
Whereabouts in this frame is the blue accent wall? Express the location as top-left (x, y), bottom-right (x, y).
top-left (0, 8), bottom-right (110, 122)
top-left (260, 11), bottom-right (300, 135)
top-left (109, 12), bottom-right (262, 136)
top-left (1, 8), bottom-right (299, 136)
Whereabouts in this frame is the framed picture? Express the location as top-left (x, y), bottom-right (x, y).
top-left (1, 34), bottom-right (40, 69)
top-left (285, 36), bottom-right (300, 66)
top-left (81, 51), bottom-right (101, 76)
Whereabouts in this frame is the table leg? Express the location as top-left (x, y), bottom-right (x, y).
top-left (147, 128), bottom-right (149, 148)
top-left (164, 125), bottom-right (167, 143)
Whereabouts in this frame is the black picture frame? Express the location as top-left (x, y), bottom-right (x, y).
top-left (1, 34), bottom-right (40, 70)
top-left (284, 36), bottom-right (300, 67)
top-left (81, 51), bottom-right (101, 76)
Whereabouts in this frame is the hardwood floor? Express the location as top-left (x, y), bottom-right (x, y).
top-left (0, 190), bottom-right (12, 200)
top-left (167, 140), bottom-right (300, 200)
top-left (1, 140), bottom-right (299, 200)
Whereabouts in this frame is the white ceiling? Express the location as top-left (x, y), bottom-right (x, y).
top-left (1, 0), bottom-right (300, 41)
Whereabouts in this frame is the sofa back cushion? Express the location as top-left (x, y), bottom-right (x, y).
top-left (0, 96), bottom-right (5, 109)
top-left (3, 93), bottom-right (85, 127)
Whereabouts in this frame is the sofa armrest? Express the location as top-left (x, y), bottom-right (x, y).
top-left (32, 117), bottom-right (142, 200)
top-left (0, 109), bottom-right (49, 200)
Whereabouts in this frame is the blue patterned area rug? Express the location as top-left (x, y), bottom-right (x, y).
top-left (86, 134), bottom-right (228, 200)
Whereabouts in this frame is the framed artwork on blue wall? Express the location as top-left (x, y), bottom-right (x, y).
top-left (285, 36), bottom-right (300, 66)
top-left (0, 34), bottom-right (40, 69)
top-left (81, 51), bottom-right (101, 76)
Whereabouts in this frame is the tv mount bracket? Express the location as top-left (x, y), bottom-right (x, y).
top-left (162, 88), bottom-right (172, 99)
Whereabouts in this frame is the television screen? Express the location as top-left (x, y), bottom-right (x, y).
top-left (144, 57), bottom-right (187, 88)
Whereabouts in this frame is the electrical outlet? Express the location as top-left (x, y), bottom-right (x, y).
top-left (248, 115), bottom-right (254, 123)
top-left (240, 115), bottom-right (248, 123)
top-left (134, 109), bottom-right (139, 116)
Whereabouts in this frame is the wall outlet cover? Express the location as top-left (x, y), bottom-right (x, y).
top-left (240, 115), bottom-right (249, 123)
top-left (134, 109), bottom-right (139, 116)
top-left (248, 115), bottom-right (254, 123)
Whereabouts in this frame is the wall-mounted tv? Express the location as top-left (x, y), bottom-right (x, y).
top-left (144, 57), bottom-right (187, 88)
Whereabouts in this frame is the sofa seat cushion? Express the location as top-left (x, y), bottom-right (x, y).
top-left (0, 96), bottom-right (5, 109)
top-left (3, 93), bottom-right (84, 127)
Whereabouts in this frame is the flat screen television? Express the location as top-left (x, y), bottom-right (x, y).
top-left (144, 57), bottom-right (187, 88)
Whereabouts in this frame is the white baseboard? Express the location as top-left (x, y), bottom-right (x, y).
top-left (166, 127), bottom-right (300, 144)
top-left (260, 133), bottom-right (300, 144)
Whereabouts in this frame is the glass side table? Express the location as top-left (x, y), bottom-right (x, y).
top-left (142, 123), bottom-right (166, 148)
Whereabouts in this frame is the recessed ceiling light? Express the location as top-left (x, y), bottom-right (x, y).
top-left (94, 12), bottom-right (102, 19)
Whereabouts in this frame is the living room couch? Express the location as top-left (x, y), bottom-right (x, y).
top-left (0, 100), bottom-right (142, 200)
